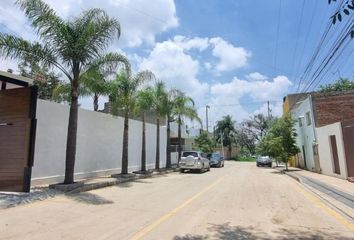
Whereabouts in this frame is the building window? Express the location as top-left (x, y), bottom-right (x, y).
top-left (306, 112), bottom-right (311, 126)
top-left (298, 118), bottom-right (303, 127)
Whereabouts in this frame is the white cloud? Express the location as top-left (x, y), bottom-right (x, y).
top-left (245, 72), bottom-right (268, 81)
top-left (0, 0), bottom-right (178, 48)
top-left (209, 37), bottom-right (251, 73)
top-left (139, 38), bottom-right (209, 101)
top-left (173, 35), bottom-right (209, 51)
top-left (206, 75), bottom-right (292, 123)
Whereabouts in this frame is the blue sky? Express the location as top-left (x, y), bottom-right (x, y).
top-left (1, 0), bottom-right (353, 129)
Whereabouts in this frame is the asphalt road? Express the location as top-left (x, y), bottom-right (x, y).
top-left (1, 162), bottom-right (354, 240)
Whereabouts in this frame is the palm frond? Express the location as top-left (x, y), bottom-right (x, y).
top-left (0, 33), bottom-right (71, 79)
top-left (85, 52), bottom-right (131, 76)
top-left (74, 9), bottom-right (121, 62)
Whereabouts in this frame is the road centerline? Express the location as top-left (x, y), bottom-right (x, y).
top-left (130, 173), bottom-right (228, 240)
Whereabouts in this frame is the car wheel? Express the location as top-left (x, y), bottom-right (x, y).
top-left (180, 169), bottom-right (184, 173)
top-left (256, 163), bottom-right (260, 167)
top-left (207, 166), bottom-right (210, 171)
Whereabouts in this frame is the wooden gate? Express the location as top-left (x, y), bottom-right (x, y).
top-left (0, 87), bottom-right (37, 192)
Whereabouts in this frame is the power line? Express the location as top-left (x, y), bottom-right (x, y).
top-left (290, 0), bottom-right (306, 81)
top-left (273, 0), bottom-right (282, 76)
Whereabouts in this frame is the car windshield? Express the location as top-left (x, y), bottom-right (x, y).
top-left (211, 153), bottom-right (220, 159)
top-left (182, 152), bottom-right (198, 157)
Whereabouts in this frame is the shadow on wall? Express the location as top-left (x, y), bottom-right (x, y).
top-left (173, 222), bottom-right (352, 240)
top-left (66, 192), bottom-right (114, 205)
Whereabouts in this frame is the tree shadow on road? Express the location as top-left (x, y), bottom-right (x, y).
top-left (66, 192), bottom-right (114, 205)
top-left (173, 222), bottom-right (353, 240)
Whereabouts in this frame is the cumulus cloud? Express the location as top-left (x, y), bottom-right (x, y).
top-left (0, 0), bottom-right (178, 48)
top-left (139, 38), bottom-right (209, 101)
top-left (209, 37), bottom-right (251, 73)
top-left (245, 72), bottom-right (268, 81)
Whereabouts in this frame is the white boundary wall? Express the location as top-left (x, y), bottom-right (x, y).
top-left (32, 100), bottom-right (167, 184)
top-left (316, 122), bottom-right (348, 179)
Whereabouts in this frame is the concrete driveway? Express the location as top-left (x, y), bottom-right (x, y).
top-left (0, 161), bottom-right (353, 239)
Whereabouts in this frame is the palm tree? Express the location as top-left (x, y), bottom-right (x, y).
top-left (109, 70), bottom-right (154, 174)
top-left (149, 81), bottom-right (167, 170)
top-left (135, 86), bottom-right (155, 173)
top-left (53, 68), bottom-right (110, 111)
top-left (215, 115), bottom-right (237, 159)
top-left (173, 91), bottom-right (200, 161)
top-left (0, 0), bottom-right (130, 184)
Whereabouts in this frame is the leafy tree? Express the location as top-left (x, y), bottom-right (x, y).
top-left (319, 77), bottom-right (354, 93)
top-left (242, 113), bottom-right (273, 141)
top-left (0, 0), bottom-right (130, 184)
top-left (235, 128), bottom-right (256, 155)
top-left (194, 132), bottom-right (214, 154)
top-left (215, 115), bottom-right (236, 159)
top-left (173, 91), bottom-right (200, 160)
top-left (109, 70), bottom-right (153, 174)
top-left (18, 59), bottom-right (61, 101)
top-left (257, 116), bottom-right (299, 171)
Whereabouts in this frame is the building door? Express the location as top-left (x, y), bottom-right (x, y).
top-left (341, 120), bottom-right (354, 178)
top-left (0, 87), bottom-right (37, 192)
top-left (330, 135), bottom-right (340, 175)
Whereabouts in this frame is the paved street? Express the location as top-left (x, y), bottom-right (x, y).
top-left (1, 162), bottom-right (353, 240)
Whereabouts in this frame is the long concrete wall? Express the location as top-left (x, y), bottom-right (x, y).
top-left (32, 100), bottom-right (168, 184)
top-left (316, 122), bottom-right (348, 179)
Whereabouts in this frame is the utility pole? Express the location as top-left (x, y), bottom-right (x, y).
top-left (267, 101), bottom-right (270, 120)
top-left (205, 105), bottom-right (210, 132)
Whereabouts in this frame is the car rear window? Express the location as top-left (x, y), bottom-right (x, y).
top-left (182, 152), bottom-right (198, 157)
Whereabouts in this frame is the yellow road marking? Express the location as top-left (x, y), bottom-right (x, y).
top-left (130, 174), bottom-right (227, 240)
top-left (294, 184), bottom-right (354, 232)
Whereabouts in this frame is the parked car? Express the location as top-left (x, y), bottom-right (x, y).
top-left (256, 156), bottom-right (272, 167)
top-left (179, 151), bottom-right (210, 173)
top-left (209, 152), bottom-right (224, 168)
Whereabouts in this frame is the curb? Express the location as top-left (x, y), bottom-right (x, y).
top-left (67, 168), bottom-right (180, 194)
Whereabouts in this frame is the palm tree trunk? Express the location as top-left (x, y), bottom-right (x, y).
top-left (155, 117), bottom-right (160, 170)
top-left (178, 115), bottom-right (182, 162)
top-left (228, 143), bottom-right (232, 160)
top-left (64, 73), bottom-right (79, 184)
top-left (93, 93), bottom-right (99, 111)
top-left (166, 119), bottom-right (171, 168)
top-left (141, 112), bottom-right (146, 172)
top-left (121, 111), bottom-right (129, 174)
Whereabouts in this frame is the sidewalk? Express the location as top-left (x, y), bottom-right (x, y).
top-left (1, 168), bottom-right (179, 209)
top-left (275, 165), bottom-right (354, 220)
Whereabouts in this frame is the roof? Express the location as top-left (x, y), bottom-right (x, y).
top-left (0, 70), bottom-right (34, 89)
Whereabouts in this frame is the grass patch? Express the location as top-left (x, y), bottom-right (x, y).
top-left (234, 155), bottom-right (256, 162)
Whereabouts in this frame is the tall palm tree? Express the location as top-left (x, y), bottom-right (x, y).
top-left (173, 91), bottom-right (200, 161)
top-left (135, 86), bottom-right (155, 173)
top-left (0, 0), bottom-right (130, 184)
top-left (110, 70), bottom-right (154, 174)
top-left (149, 81), bottom-right (167, 170)
top-left (215, 115), bottom-right (237, 159)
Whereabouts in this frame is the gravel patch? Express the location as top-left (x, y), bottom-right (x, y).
top-left (0, 187), bottom-right (63, 209)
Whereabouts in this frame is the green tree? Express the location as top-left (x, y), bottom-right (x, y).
top-left (319, 77), bottom-right (354, 93)
top-left (0, 0), bottom-right (130, 184)
top-left (18, 59), bottom-right (61, 101)
top-left (257, 116), bottom-right (299, 171)
top-left (215, 115), bottom-right (236, 159)
top-left (173, 91), bottom-right (200, 160)
top-left (110, 70), bottom-right (154, 174)
top-left (194, 132), bottom-right (214, 154)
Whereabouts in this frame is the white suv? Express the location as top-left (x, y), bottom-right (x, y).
top-left (179, 151), bottom-right (210, 173)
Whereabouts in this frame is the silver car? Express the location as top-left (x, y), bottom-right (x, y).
top-left (179, 151), bottom-right (210, 173)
